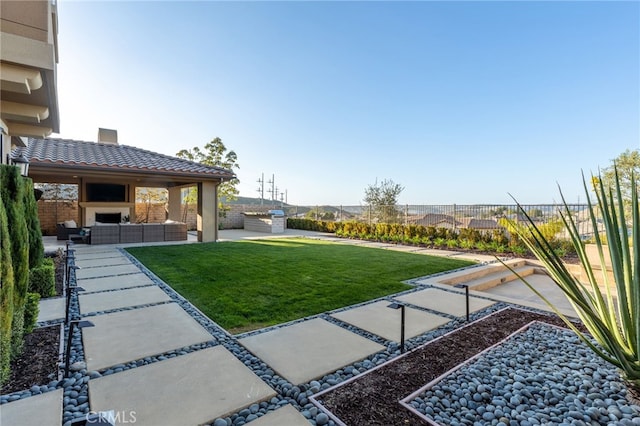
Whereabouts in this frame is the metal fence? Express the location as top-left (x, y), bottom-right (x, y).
top-left (282, 204), bottom-right (601, 240)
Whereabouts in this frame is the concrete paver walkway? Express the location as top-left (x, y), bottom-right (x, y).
top-left (0, 388), bottom-right (63, 426)
top-left (75, 255), bottom-right (131, 268)
top-left (79, 273), bottom-right (156, 292)
top-left (89, 346), bottom-right (276, 426)
top-left (248, 404), bottom-right (310, 426)
top-left (331, 300), bottom-right (450, 341)
top-left (79, 286), bottom-right (171, 314)
top-left (395, 288), bottom-right (496, 317)
top-left (37, 297), bottom-right (65, 322)
top-left (83, 303), bottom-right (213, 371)
top-left (239, 318), bottom-right (385, 385)
top-left (76, 264), bottom-right (141, 280)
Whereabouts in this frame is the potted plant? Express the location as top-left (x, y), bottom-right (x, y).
top-left (506, 167), bottom-right (639, 402)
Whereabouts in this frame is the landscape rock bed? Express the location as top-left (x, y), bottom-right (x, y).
top-left (314, 308), bottom-right (640, 425)
top-left (405, 322), bottom-right (640, 425)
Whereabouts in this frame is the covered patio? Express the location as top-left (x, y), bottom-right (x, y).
top-left (12, 132), bottom-right (235, 243)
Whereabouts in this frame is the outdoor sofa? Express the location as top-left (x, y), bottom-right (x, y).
top-left (90, 222), bottom-right (187, 245)
top-left (56, 220), bottom-right (81, 240)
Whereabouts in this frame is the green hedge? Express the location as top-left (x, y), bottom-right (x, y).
top-left (286, 218), bottom-right (575, 258)
top-left (29, 258), bottom-right (55, 298)
top-left (23, 178), bottom-right (43, 269)
top-left (0, 189), bottom-right (14, 385)
top-left (23, 293), bottom-right (40, 336)
top-left (0, 166), bottom-right (29, 359)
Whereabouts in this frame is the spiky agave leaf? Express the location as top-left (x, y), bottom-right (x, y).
top-left (504, 167), bottom-right (639, 388)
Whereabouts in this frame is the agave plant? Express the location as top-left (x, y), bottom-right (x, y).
top-left (505, 167), bottom-right (639, 393)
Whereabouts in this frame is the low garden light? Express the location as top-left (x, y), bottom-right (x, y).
top-left (454, 284), bottom-right (470, 321)
top-left (65, 284), bottom-right (84, 324)
top-left (387, 302), bottom-right (406, 353)
top-left (66, 264), bottom-right (80, 288)
top-left (64, 320), bottom-right (94, 377)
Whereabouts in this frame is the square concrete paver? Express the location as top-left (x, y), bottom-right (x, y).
top-left (0, 388), bottom-right (63, 426)
top-left (331, 300), bottom-right (450, 341)
top-left (247, 404), bottom-right (309, 426)
top-left (75, 256), bottom-right (131, 268)
top-left (395, 288), bottom-right (495, 317)
top-left (73, 251), bottom-right (125, 260)
top-left (76, 264), bottom-right (141, 280)
top-left (83, 303), bottom-right (213, 371)
top-left (482, 274), bottom-right (576, 316)
top-left (239, 318), bottom-right (385, 385)
top-left (79, 286), bottom-right (171, 314)
top-left (79, 273), bottom-right (155, 292)
top-left (89, 346), bottom-right (276, 426)
top-left (37, 297), bottom-right (65, 322)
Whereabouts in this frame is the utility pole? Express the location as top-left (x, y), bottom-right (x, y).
top-left (268, 174), bottom-right (275, 201)
top-left (256, 173), bottom-right (264, 205)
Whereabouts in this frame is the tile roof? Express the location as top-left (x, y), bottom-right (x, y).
top-left (13, 137), bottom-right (235, 179)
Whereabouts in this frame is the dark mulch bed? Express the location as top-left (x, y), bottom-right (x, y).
top-left (317, 308), bottom-right (587, 426)
top-left (1, 252), bottom-right (65, 395)
top-left (1, 326), bottom-right (61, 395)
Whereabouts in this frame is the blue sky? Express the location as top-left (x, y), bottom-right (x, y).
top-left (54, 1), bottom-right (639, 205)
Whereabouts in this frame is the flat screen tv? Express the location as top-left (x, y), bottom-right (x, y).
top-left (86, 183), bottom-right (127, 202)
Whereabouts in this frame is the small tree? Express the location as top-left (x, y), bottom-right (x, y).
top-left (23, 178), bottom-right (43, 268)
top-left (305, 207), bottom-right (335, 221)
top-left (601, 149), bottom-right (640, 202)
top-left (0, 165), bottom-right (29, 357)
top-left (34, 183), bottom-right (78, 225)
top-left (136, 188), bottom-right (168, 223)
top-left (0, 190), bottom-right (14, 385)
top-left (176, 137), bottom-right (240, 215)
top-left (364, 179), bottom-right (404, 223)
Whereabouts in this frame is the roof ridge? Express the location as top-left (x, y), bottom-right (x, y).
top-left (28, 137), bottom-right (230, 173)
top-left (21, 137), bottom-right (235, 178)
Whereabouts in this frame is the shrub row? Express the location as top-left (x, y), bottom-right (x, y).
top-left (286, 218), bottom-right (575, 258)
top-left (0, 165), bottom-right (50, 385)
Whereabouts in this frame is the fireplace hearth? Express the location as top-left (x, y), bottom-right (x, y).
top-left (95, 213), bottom-right (122, 223)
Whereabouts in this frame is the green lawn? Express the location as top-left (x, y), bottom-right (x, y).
top-left (126, 238), bottom-right (474, 333)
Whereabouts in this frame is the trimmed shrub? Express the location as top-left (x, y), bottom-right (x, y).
top-left (0, 165), bottom-right (29, 357)
top-left (29, 258), bottom-right (56, 298)
top-left (10, 305), bottom-right (25, 357)
top-left (23, 292), bottom-right (40, 335)
top-left (23, 178), bottom-right (43, 269)
top-left (0, 191), bottom-right (14, 385)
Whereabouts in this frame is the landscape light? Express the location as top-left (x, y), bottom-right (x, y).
top-left (65, 284), bottom-right (85, 324)
top-left (387, 302), bottom-right (406, 353)
top-left (454, 284), bottom-right (470, 321)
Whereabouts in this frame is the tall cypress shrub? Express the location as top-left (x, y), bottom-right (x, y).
top-left (0, 165), bottom-right (29, 356)
top-left (23, 178), bottom-right (43, 269)
top-left (0, 190), bottom-right (15, 385)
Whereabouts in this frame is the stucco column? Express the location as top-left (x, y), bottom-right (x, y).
top-left (128, 184), bottom-right (137, 223)
top-left (197, 181), bottom-right (218, 242)
top-left (167, 186), bottom-right (182, 222)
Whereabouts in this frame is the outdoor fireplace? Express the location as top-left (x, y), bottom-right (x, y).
top-left (95, 213), bottom-right (122, 224)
